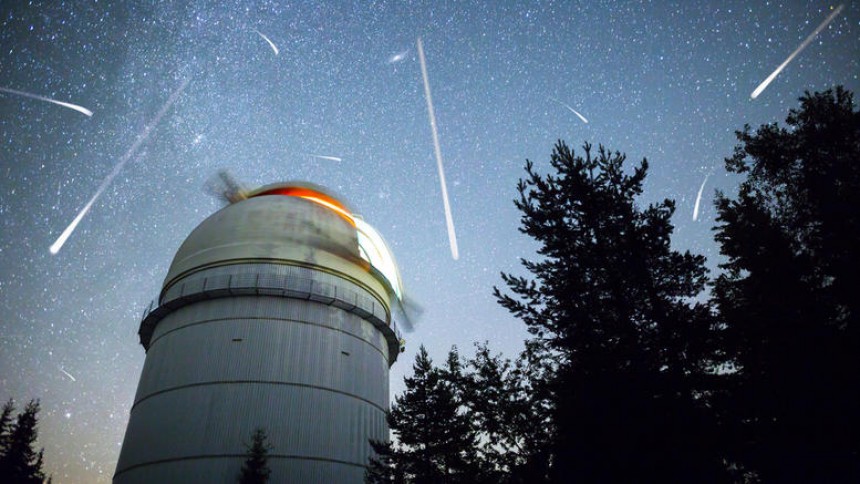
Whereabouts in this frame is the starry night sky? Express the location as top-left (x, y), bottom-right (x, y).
top-left (1, 1), bottom-right (857, 482)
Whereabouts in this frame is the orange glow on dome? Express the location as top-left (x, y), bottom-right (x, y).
top-left (252, 186), bottom-right (355, 226)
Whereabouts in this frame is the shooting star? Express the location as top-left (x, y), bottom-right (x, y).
top-left (306, 153), bottom-right (343, 162)
top-left (417, 37), bottom-right (459, 260)
top-left (50, 78), bottom-right (190, 255)
top-left (751, 4), bottom-right (844, 99)
top-left (0, 86), bottom-right (93, 117)
top-left (388, 50), bottom-right (409, 64)
top-left (254, 30), bottom-right (279, 56)
top-left (549, 96), bottom-right (588, 124)
top-left (693, 174), bottom-right (710, 221)
top-left (59, 367), bottom-right (77, 382)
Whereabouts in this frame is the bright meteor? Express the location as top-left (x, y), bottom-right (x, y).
top-left (417, 37), bottom-right (459, 261)
top-left (50, 78), bottom-right (190, 255)
top-left (693, 174), bottom-right (710, 221)
top-left (751, 5), bottom-right (844, 99)
top-left (254, 30), bottom-right (279, 56)
top-left (306, 153), bottom-right (342, 162)
top-left (0, 86), bottom-right (93, 116)
top-left (59, 367), bottom-right (77, 382)
top-left (549, 96), bottom-right (588, 124)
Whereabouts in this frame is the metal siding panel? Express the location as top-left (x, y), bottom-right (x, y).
top-left (137, 319), bottom-right (387, 407)
top-left (119, 263), bottom-right (393, 484)
top-left (149, 296), bottom-right (386, 355)
top-left (117, 457), bottom-right (366, 484)
top-left (117, 384), bottom-right (386, 476)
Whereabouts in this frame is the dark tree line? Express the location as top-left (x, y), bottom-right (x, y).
top-left (368, 87), bottom-right (859, 483)
top-left (367, 344), bottom-right (550, 484)
top-left (0, 399), bottom-right (48, 484)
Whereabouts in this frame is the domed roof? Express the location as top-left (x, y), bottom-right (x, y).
top-left (162, 183), bottom-right (403, 310)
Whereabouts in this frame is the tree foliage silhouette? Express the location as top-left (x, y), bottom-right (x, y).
top-left (367, 342), bottom-right (553, 484)
top-left (461, 341), bottom-right (552, 483)
top-left (366, 345), bottom-right (480, 484)
top-left (713, 86), bottom-right (860, 481)
top-left (494, 141), bottom-right (727, 482)
top-left (0, 399), bottom-right (47, 484)
top-left (238, 427), bottom-right (272, 484)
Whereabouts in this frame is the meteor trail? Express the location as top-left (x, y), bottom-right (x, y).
top-left (417, 37), bottom-right (459, 260)
top-left (306, 153), bottom-right (342, 162)
top-left (0, 86), bottom-right (93, 117)
top-left (50, 78), bottom-right (190, 255)
top-left (254, 30), bottom-right (279, 56)
top-left (693, 174), bottom-right (710, 221)
top-left (751, 4), bottom-right (844, 99)
top-left (59, 367), bottom-right (77, 382)
top-left (549, 96), bottom-right (589, 124)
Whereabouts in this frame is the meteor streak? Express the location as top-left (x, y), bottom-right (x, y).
top-left (0, 86), bottom-right (93, 116)
top-left (254, 30), bottom-right (279, 56)
top-left (549, 96), bottom-right (588, 124)
top-left (50, 78), bottom-right (190, 255)
top-left (751, 5), bottom-right (844, 99)
top-left (59, 367), bottom-right (77, 382)
top-left (306, 153), bottom-right (342, 162)
top-left (417, 37), bottom-right (459, 260)
top-left (693, 174), bottom-right (710, 221)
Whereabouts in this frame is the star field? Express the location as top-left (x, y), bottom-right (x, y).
top-left (1, 1), bottom-right (858, 482)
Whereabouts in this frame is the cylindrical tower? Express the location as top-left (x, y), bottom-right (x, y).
top-left (114, 183), bottom-right (404, 483)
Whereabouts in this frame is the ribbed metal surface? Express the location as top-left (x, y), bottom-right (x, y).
top-left (117, 383), bottom-right (386, 474)
top-left (116, 268), bottom-right (393, 483)
top-left (135, 297), bottom-right (388, 408)
top-left (115, 456), bottom-right (369, 484)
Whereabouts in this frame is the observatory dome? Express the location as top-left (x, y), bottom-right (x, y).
top-left (161, 183), bottom-right (402, 310)
top-left (118, 182), bottom-right (405, 483)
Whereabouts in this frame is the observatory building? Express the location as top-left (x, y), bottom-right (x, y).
top-left (114, 183), bottom-right (405, 483)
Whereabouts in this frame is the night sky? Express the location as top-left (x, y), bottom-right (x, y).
top-left (1, 1), bottom-right (857, 482)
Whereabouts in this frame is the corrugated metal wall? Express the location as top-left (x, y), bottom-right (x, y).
top-left (115, 264), bottom-right (392, 483)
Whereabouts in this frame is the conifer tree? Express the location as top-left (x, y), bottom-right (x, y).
top-left (462, 341), bottom-right (552, 483)
top-left (0, 399), bottom-right (46, 484)
top-left (495, 141), bottom-right (727, 482)
top-left (238, 427), bottom-right (272, 484)
top-left (713, 87), bottom-right (860, 481)
top-left (366, 346), bottom-right (480, 483)
top-left (365, 438), bottom-right (404, 484)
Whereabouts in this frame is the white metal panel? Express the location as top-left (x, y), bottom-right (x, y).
top-left (116, 383), bottom-right (387, 480)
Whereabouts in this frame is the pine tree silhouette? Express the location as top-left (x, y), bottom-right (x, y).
top-left (462, 342), bottom-right (552, 483)
top-left (495, 141), bottom-right (728, 482)
top-left (238, 427), bottom-right (272, 484)
top-left (714, 86), bottom-right (860, 482)
top-left (366, 346), bottom-right (480, 483)
top-left (0, 399), bottom-right (46, 484)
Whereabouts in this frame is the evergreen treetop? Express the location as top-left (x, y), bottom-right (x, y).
top-left (495, 141), bottom-right (726, 482)
top-left (0, 399), bottom-right (47, 484)
top-left (495, 142), bottom-right (712, 375)
top-left (238, 427), bottom-right (272, 484)
top-left (367, 345), bottom-right (482, 483)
